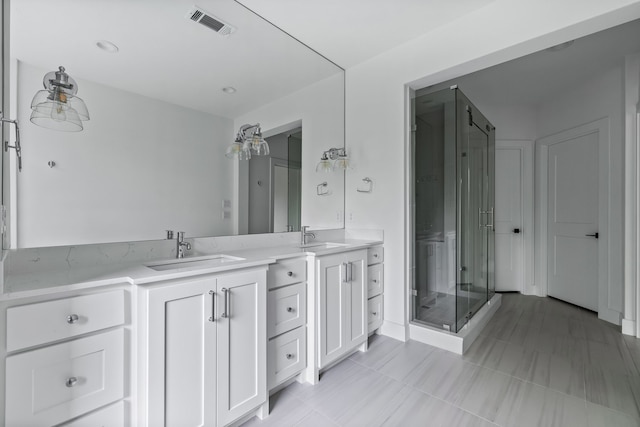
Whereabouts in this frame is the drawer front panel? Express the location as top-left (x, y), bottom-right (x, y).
top-left (367, 264), bottom-right (384, 298)
top-left (268, 282), bottom-right (306, 338)
top-left (5, 329), bottom-right (125, 427)
top-left (367, 246), bottom-right (384, 265)
top-left (267, 258), bottom-right (307, 289)
top-left (368, 295), bottom-right (383, 333)
top-left (61, 401), bottom-right (125, 427)
top-left (7, 290), bottom-right (125, 352)
top-left (268, 327), bottom-right (306, 390)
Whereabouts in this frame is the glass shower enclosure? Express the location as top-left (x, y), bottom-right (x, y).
top-left (410, 87), bottom-right (495, 333)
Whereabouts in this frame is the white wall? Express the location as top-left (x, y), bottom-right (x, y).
top-left (536, 65), bottom-right (625, 321)
top-left (15, 61), bottom-right (234, 247)
top-left (234, 72), bottom-right (345, 231)
top-left (344, 0), bottom-right (640, 339)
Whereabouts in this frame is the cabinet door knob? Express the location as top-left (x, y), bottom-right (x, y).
top-left (287, 271), bottom-right (293, 277)
top-left (372, 279), bottom-right (378, 283)
top-left (66, 314), bottom-right (79, 324)
top-left (372, 312), bottom-right (378, 316)
top-left (286, 353), bottom-right (294, 360)
top-left (65, 377), bottom-right (78, 388)
top-left (286, 307), bottom-right (294, 313)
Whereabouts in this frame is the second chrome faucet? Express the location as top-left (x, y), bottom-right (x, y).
top-left (176, 231), bottom-right (191, 258)
top-left (301, 226), bottom-right (316, 246)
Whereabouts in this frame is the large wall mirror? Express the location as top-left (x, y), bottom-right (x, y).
top-left (2, 0), bottom-right (345, 249)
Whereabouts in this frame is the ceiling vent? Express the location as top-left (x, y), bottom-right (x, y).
top-left (186, 5), bottom-right (236, 36)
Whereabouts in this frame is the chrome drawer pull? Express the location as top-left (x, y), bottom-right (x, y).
top-left (65, 377), bottom-right (78, 387)
top-left (372, 279), bottom-right (378, 283)
top-left (373, 254), bottom-right (379, 258)
top-left (222, 288), bottom-right (229, 318)
top-left (286, 307), bottom-right (294, 313)
top-left (66, 314), bottom-right (79, 324)
top-left (287, 271), bottom-right (293, 277)
top-left (286, 353), bottom-right (294, 360)
top-left (372, 312), bottom-right (378, 316)
top-left (209, 290), bottom-right (215, 322)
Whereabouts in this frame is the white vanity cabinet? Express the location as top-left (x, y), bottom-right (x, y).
top-left (138, 268), bottom-right (267, 427)
top-left (266, 258), bottom-right (307, 390)
top-left (317, 249), bottom-right (368, 368)
top-left (2, 288), bottom-right (128, 427)
top-left (367, 245), bottom-right (384, 333)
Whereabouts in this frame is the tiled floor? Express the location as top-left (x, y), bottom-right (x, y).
top-left (242, 293), bottom-right (640, 426)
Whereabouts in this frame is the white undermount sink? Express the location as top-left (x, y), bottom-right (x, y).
top-left (146, 254), bottom-right (246, 272)
top-left (298, 242), bottom-right (350, 249)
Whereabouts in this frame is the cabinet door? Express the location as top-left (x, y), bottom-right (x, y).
top-left (345, 253), bottom-right (367, 348)
top-left (318, 253), bottom-right (347, 368)
top-left (216, 270), bottom-right (267, 427)
top-left (147, 277), bottom-right (217, 427)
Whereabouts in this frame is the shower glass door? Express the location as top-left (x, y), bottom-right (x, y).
top-left (456, 90), bottom-right (495, 331)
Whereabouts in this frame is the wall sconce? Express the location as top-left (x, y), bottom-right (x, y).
top-left (226, 123), bottom-right (270, 160)
top-left (316, 147), bottom-right (350, 172)
top-left (30, 66), bottom-right (90, 132)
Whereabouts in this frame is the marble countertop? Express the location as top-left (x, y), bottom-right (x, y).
top-left (1, 238), bottom-right (382, 300)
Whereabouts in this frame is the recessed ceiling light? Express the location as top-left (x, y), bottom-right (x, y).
top-left (96, 40), bottom-right (119, 53)
top-left (222, 86), bottom-right (237, 94)
top-left (546, 40), bottom-right (574, 52)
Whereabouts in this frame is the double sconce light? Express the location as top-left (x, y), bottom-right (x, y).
top-left (225, 123), bottom-right (270, 160)
top-left (316, 147), bottom-right (350, 172)
top-left (30, 66), bottom-right (90, 132)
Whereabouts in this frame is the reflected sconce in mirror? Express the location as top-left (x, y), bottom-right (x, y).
top-left (316, 147), bottom-right (350, 172)
top-left (30, 66), bottom-right (90, 132)
top-left (0, 113), bottom-right (22, 172)
top-left (226, 123), bottom-right (270, 160)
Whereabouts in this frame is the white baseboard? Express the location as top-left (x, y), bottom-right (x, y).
top-left (621, 318), bottom-right (636, 336)
top-left (379, 320), bottom-right (408, 342)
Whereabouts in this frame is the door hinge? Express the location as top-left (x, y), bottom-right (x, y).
top-left (466, 105), bottom-right (473, 126)
top-left (0, 205), bottom-right (6, 236)
top-left (411, 124), bottom-right (417, 132)
top-left (411, 289), bottom-right (418, 296)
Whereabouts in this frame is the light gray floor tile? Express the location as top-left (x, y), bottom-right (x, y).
top-left (455, 366), bottom-right (513, 422)
top-left (407, 349), bottom-right (479, 405)
top-left (586, 402), bottom-right (640, 427)
top-left (294, 410), bottom-right (339, 427)
top-left (494, 378), bottom-right (588, 427)
top-left (347, 334), bottom-right (404, 371)
top-left (513, 350), bottom-right (586, 399)
top-left (376, 340), bottom-right (436, 382)
top-left (584, 367), bottom-right (640, 419)
top-left (380, 389), bottom-right (496, 427)
top-left (337, 381), bottom-right (412, 427)
top-left (241, 392), bottom-right (313, 427)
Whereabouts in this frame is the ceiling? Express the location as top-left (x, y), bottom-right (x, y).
top-left (11, 1), bottom-right (640, 118)
top-left (10, 0), bottom-right (342, 119)
top-left (422, 18), bottom-right (640, 107)
top-left (236, 0), bottom-right (494, 69)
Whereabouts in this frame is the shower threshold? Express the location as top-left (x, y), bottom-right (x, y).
top-left (409, 293), bottom-right (502, 354)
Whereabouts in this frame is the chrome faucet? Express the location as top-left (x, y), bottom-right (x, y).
top-left (301, 226), bottom-right (316, 246)
top-left (176, 231), bottom-right (192, 258)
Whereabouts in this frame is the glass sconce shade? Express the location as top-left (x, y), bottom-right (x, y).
top-left (225, 141), bottom-right (252, 160)
top-left (226, 123), bottom-right (269, 160)
top-left (316, 159), bottom-right (332, 172)
top-left (317, 148), bottom-right (350, 172)
top-left (29, 66), bottom-right (90, 132)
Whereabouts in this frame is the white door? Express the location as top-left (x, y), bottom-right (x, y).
top-left (547, 133), bottom-right (599, 311)
top-left (495, 145), bottom-right (524, 292)
top-left (317, 252), bottom-right (346, 368)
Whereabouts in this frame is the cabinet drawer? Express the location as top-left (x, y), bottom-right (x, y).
top-left (5, 329), bottom-right (125, 427)
top-left (368, 295), bottom-right (383, 333)
top-left (6, 290), bottom-right (125, 352)
top-left (367, 246), bottom-right (384, 265)
top-left (268, 282), bottom-right (306, 338)
top-left (267, 258), bottom-right (307, 289)
top-left (268, 327), bottom-right (306, 390)
top-left (61, 401), bottom-right (125, 427)
top-left (368, 264), bottom-right (384, 298)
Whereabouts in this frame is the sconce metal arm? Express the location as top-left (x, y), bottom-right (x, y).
top-left (1, 113), bottom-right (22, 172)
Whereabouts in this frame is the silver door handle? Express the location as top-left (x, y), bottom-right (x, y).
top-left (221, 288), bottom-right (229, 318)
top-left (347, 262), bottom-right (353, 282)
top-left (342, 263), bottom-right (347, 282)
top-left (209, 290), bottom-right (215, 322)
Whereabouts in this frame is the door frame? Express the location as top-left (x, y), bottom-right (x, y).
top-left (535, 117), bottom-right (617, 322)
top-left (495, 140), bottom-right (534, 294)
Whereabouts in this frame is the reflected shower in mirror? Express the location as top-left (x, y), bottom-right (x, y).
top-left (4, 0), bottom-right (345, 248)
